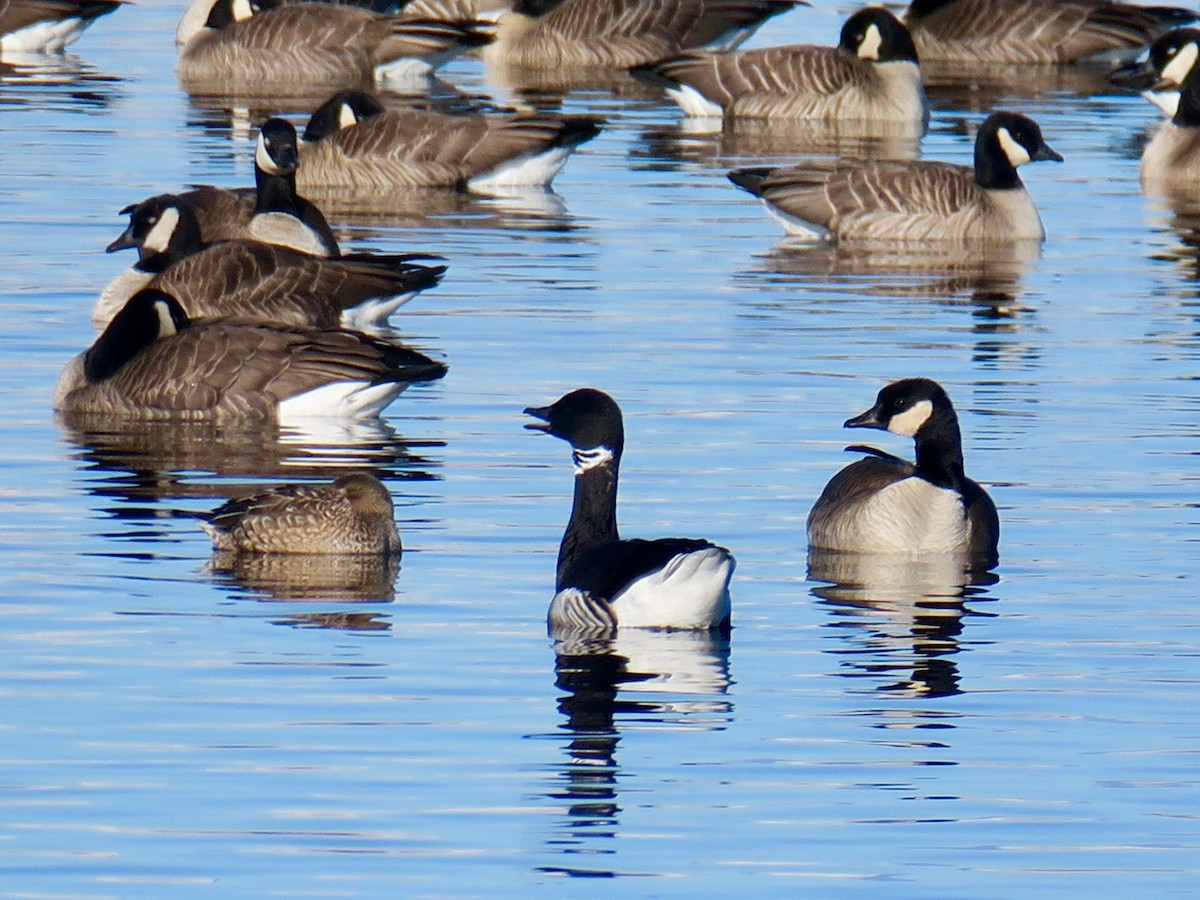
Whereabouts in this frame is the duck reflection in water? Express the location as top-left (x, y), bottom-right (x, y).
top-left (539, 630), bottom-right (732, 877)
top-left (809, 548), bottom-right (996, 697)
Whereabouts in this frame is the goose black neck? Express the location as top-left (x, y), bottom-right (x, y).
top-left (974, 130), bottom-right (1022, 191)
top-left (513, 0), bottom-right (567, 16)
top-left (557, 458), bottom-right (620, 590)
top-left (905, 0), bottom-right (958, 19)
top-left (913, 410), bottom-right (968, 491)
top-left (255, 166), bottom-right (300, 215)
top-left (1175, 67), bottom-right (1200, 126)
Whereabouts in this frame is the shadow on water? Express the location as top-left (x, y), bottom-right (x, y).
top-left (536, 630), bottom-right (732, 878)
top-left (809, 549), bottom-right (998, 700)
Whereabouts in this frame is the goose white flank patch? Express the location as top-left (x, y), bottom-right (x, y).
top-left (633, 6), bottom-right (927, 133)
top-left (96, 193), bottom-right (445, 331)
top-left (55, 289), bottom-right (447, 424)
top-left (807, 377), bottom-right (999, 570)
top-left (903, 0), bottom-right (1196, 65)
top-left (0, 0), bottom-right (124, 53)
top-left (175, 0), bottom-right (495, 94)
top-left (525, 388), bottom-right (735, 635)
top-left (201, 473), bottom-right (401, 555)
top-left (728, 109), bottom-right (1062, 242)
top-left (296, 89), bottom-right (602, 193)
top-left (483, 0), bottom-right (803, 70)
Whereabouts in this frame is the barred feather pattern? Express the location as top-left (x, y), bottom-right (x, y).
top-left (750, 159), bottom-right (1045, 241)
top-left (298, 109), bottom-right (592, 190)
top-left (907, 0), bottom-right (1194, 64)
top-left (653, 46), bottom-right (925, 124)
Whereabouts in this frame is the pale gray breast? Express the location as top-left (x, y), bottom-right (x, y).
top-left (1141, 121), bottom-right (1200, 190)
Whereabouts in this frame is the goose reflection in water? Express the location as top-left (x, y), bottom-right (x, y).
top-left (809, 548), bottom-right (997, 698)
top-left (207, 549), bottom-right (401, 604)
top-left (635, 117), bottom-right (923, 173)
top-left (539, 630), bottom-right (732, 878)
top-left (0, 53), bottom-right (122, 110)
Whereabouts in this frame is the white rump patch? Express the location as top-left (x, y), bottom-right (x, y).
top-left (763, 201), bottom-right (832, 241)
top-left (887, 399), bottom-right (933, 437)
top-left (571, 445), bottom-right (614, 475)
top-left (0, 18), bottom-right (88, 53)
top-left (857, 22), bottom-right (883, 61)
top-left (339, 291), bottom-right (420, 331)
top-left (665, 84), bottom-right (724, 119)
top-left (469, 147), bottom-right (573, 191)
top-left (996, 127), bottom-right (1031, 167)
top-left (1162, 42), bottom-right (1199, 87)
top-left (142, 206), bottom-right (180, 255)
top-left (608, 546), bottom-right (735, 630)
top-left (278, 380), bottom-right (405, 422)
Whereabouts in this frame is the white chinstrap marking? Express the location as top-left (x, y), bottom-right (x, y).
top-left (153, 299), bottom-right (179, 337)
top-left (231, 0), bottom-right (254, 22)
top-left (255, 134), bottom-right (283, 175)
top-left (338, 103), bottom-right (358, 130)
top-left (1163, 42), bottom-right (1199, 87)
top-left (571, 445), bottom-right (614, 475)
top-left (142, 206), bottom-right (180, 254)
top-left (996, 127), bottom-right (1031, 167)
top-left (857, 22), bottom-right (882, 61)
top-left (886, 399), bottom-right (933, 437)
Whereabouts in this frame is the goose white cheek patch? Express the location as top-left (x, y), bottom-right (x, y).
top-left (231, 0), bottom-right (254, 22)
top-left (996, 127), bottom-right (1031, 167)
top-left (572, 446), bottom-right (614, 475)
top-left (857, 23), bottom-right (882, 61)
top-left (887, 399), bottom-right (933, 437)
top-left (339, 104), bottom-right (358, 130)
top-left (142, 207), bottom-right (180, 254)
top-left (153, 299), bottom-right (179, 337)
top-left (255, 134), bottom-right (281, 175)
top-left (1163, 42), bottom-right (1199, 87)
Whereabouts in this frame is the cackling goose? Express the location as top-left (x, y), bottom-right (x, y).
top-left (55, 289), bottom-right (447, 423)
top-left (728, 110), bottom-right (1062, 241)
top-left (634, 6), bottom-right (926, 132)
top-left (807, 378), bottom-right (999, 570)
top-left (296, 89), bottom-right (602, 192)
top-left (97, 194), bottom-right (445, 331)
top-left (903, 0), bottom-right (1196, 65)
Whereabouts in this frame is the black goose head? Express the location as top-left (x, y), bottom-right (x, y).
top-left (974, 111), bottom-right (1062, 191)
top-left (107, 194), bottom-right (203, 267)
top-left (1153, 27), bottom-right (1200, 88)
top-left (303, 90), bottom-right (387, 143)
top-left (256, 118), bottom-right (300, 178)
top-left (839, 6), bottom-right (919, 64)
top-left (525, 388), bottom-right (626, 471)
top-left (203, 0), bottom-right (259, 29)
top-left (845, 378), bottom-right (954, 439)
top-left (83, 289), bottom-right (190, 384)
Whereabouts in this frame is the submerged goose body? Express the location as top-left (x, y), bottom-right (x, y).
top-left (297, 89), bottom-right (602, 192)
top-left (635, 6), bottom-right (926, 130)
top-left (56, 289), bottom-right (447, 423)
top-left (201, 472), bottom-right (401, 555)
top-left (728, 110), bottom-right (1061, 241)
top-left (904, 0), bottom-right (1195, 65)
top-left (807, 378), bottom-right (999, 569)
top-left (525, 388), bottom-right (735, 634)
top-left (176, 0), bottom-right (493, 92)
top-left (96, 194), bottom-right (445, 331)
top-left (0, 0), bottom-right (123, 53)
top-left (484, 0), bottom-right (801, 70)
